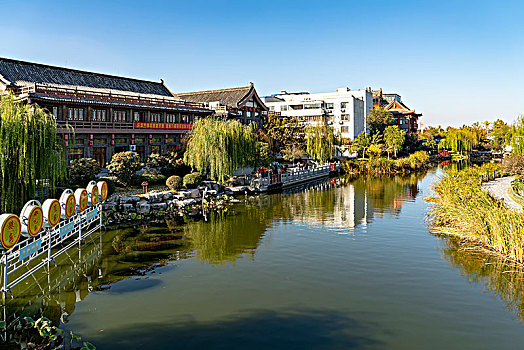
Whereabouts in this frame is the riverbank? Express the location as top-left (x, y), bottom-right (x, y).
top-left (342, 151), bottom-right (431, 176)
top-left (427, 163), bottom-right (524, 264)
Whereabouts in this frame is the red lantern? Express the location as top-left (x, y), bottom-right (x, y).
top-left (111, 134), bottom-right (115, 139)
top-left (65, 141), bottom-right (68, 147)
top-left (89, 134), bottom-right (93, 140)
top-left (111, 140), bottom-right (114, 145)
top-left (64, 134), bottom-right (68, 140)
top-left (89, 141), bottom-right (93, 146)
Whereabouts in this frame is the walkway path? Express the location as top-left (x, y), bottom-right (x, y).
top-left (482, 176), bottom-right (522, 211)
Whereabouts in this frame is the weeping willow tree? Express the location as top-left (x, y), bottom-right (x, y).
top-left (184, 117), bottom-right (259, 183)
top-left (510, 115), bottom-right (524, 154)
top-left (305, 125), bottom-right (335, 163)
top-left (0, 93), bottom-right (67, 213)
top-left (442, 127), bottom-right (479, 154)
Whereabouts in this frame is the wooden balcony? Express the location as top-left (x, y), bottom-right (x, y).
top-left (16, 83), bottom-right (208, 110)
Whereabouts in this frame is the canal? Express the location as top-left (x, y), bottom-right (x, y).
top-left (5, 168), bottom-right (524, 349)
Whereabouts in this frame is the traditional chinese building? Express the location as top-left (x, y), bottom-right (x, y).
top-left (0, 57), bottom-right (212, 166)
top-left (173, 83), bottom-right (268, 126)
top-left (383, 99), bottom-right (421, 133)
top-left (371, 89), bottom-right (421, 133)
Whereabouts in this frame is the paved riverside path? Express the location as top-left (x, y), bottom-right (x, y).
top-left (482, 176), bottom-right (522, 211)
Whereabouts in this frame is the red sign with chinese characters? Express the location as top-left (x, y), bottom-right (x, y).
top-left (134, 122), bottom-right (193, 130)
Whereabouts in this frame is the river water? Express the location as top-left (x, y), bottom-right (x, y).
top-left (5, 169), bottom-right (524, 349)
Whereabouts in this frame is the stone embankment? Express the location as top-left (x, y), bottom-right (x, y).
top-left (102, 181), bottom-right (253, 215)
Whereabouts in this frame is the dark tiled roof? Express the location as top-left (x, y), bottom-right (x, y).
top-left (173, 85), bottom-right (253, 107)
top-left (263, 96), bottom-right (285, 102)
top-left (0, 57), bottom-right (172, 96)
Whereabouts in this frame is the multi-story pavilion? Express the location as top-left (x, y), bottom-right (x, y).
top-left (0, 57), bottom-right (212, 166)
top-left (173, 83), bottom-right (268, 127)
top-left (371, 89), bottom-right (421, 133)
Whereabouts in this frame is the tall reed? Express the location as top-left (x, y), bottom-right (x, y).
top-left (427, 163), bottom-right (524, 263)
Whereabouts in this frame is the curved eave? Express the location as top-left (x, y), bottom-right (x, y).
top-left (237, 85), bottom-right (269, 111)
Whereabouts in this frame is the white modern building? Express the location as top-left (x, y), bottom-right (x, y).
top-left (263, 87), bottom-right (373, 140)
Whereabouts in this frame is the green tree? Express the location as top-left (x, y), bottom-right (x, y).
top-left (258, 142), bottom-right (274, 167)
top-left (490, 119), bottom-right (512, 149)
top-left (282, 144), bottom-right (305, 165)
top-left (305, 125), bottom-right (335, 163)
top-left (367, 107), bottom-right (394, 135)
top-left (442, 128), bottom-right (479, 154)
top-left (0, 93), bottom-right (67, 213)
top-left (69, 158), bottom-right (100, 186)
top-left (184, 117), bottom-right (259, 183)
top-left (384, 125), bottom-right (406, 158)
top-left (107, 151), bottom-right (142, 186)
top-left (352, 131), bottom-right (382, 159)
top-left (263, 116), bottom-right (305, 153)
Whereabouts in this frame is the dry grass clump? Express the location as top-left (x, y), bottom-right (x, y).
top-left (427, 163), bottom-right (524, 264)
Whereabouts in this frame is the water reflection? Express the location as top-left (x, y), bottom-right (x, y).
top-left (12, 170), bottom-right (512, 347)
top-left (441, 238), bottom-right (524, 321)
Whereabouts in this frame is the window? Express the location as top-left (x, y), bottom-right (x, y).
top-left (113, 110), bottom-right (127, 122)
top-left (151, 137), bottom-right (161, 143)
top-left (341, 126), bottom-right (350, 133)
top-left (134, 138), bottom-right (145, 144)
top-left (71, 138), bottom-right (84, 145)
top-left (167, 137), bottom-right (176, 143)
top-left (68, 148), bottom-right (84, 161)
top-left (93, 138), bottom-right (106, 145)
top-left (133, 112), bottom-right (140, 122)
top-left (281, 105), bottom-right (288, 111)
top-left (151, 113), bottom-right (162, 123)
top-left (305, 103), bottom-right (321, 109)
top-left (91, 109), bottom-right (107, 122)
top-left (151, 145), bottom-right (161, 154)
top-left (326, 103), bottom-right (334, 109)
top-left (341, 114), bottom-right (350, 121)
top-left (166, 114), bottom-right (176, 123)
top-left (114, 138), bottom-right (127, 144)
top-left (67, 107), bottom-right (84, 121)
top-left (269, 106), bottom-right (275, 112)
top-left (340, 102), bottom-right (348, 109)
top-left (290, 105), bottom-right (303, 110)
top-left (181, 115), bottom-right (191, 123)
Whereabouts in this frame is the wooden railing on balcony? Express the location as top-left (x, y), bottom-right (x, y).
top-left (16, 83), bottom-right (208, 110)
top-left (57, 120), bottom-right (134, 130)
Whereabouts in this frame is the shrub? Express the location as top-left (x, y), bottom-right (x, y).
top-left (183, 172), bottom-right (203, 189)
top-left (503, 153), bottom-right (524, 176)
top-left (107, 151), bottom-right (142, 186)
top-left (99, 176), bottom-right (117, 196)
top-left (142, 173), bottom-right (167, 185)
top-left (166, 175), bottom-right (182, 190)
top-left (69, 158), bottom-right (100, 186)
top-left (161, 152), bottom-right (192, 177)
top-left (145, 153), bottom-right (167, 170)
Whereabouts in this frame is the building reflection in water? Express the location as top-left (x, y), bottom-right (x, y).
top-left (268, 172), bottom-right (425, 231)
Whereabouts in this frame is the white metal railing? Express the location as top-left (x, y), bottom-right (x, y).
top-left (255, 163), bottom-right (340, 191)
top-left (0, 204), bottom-right (102, 295)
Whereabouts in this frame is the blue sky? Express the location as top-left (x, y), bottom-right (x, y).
top-left (1, 0), bottom-right (523, 127)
